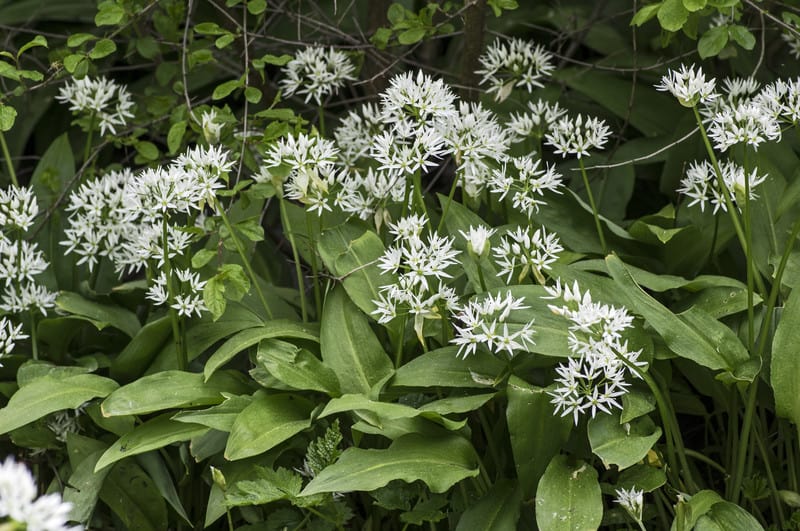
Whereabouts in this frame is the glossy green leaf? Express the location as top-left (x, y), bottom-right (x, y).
top-left (698, 25), bottom-right (729, 58)
top-left (694, 501), bottom-right (764, 530)
top-left (392, 346), bottom-right (505, 388)
top-left (318, 222), bottom-right (392, 316)
top-left (225, 392), bottom-right (313, 460)
top-left (172, 394), bottom-right (253, 432)
top-left (320, 286), bottom-right (393, 396)
top-left (0, 374), bottom-right (118, 435)
top-left (136, 452), bottom-right (191, 524)
top-left (456, 479), bottom-right (522, 530)
top-left (0, 104), bottom-right (16, 132)
top-left (588, 411), bottom-right (662, 470)
top-left (95, 414), bottom-right (208, 471)
top-left (102, 370), bottom-right (249, 417)
top-left (100, 460), bottom-right (168, 531)
top-left (771, 284), bottom-right (800, 424)
top-left (301, 433), bottom-right (479, 495)
top-left (657, 0), bottom-right (689, 32)
top-left (56, 291), bottom-right (141, 337)
top-left (536, 455), bottom-right (602, 531)
top-left (607, 255), bottom-right (748, 371)
top-left (506, 376), bottom-right (571, 498)
top-left (111, 316), bottom-right (173, 382)
top-left (204, 320), bottom-right (320, 380)
top-left (256, 339), bottom-right (340, 395)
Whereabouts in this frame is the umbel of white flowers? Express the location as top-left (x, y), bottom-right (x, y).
top-left (0, 456), bottom-right (81, 531)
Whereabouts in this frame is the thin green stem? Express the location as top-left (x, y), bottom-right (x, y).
top-left (0, 130), bottom-right (19, 187)
top-left (578, 158), bottom-right (607, 253)
top-left (731, 379), bottom-right (759, 503)
top-left (692, 105), bottom-right (767, 296)
top-left (83, 113), bottom-right (95, 166)
top-left (437, 171), bottom-right (462, 233)
top-left (29, 310), bottom-right (38, 361)
top-left (743, 147), bottom-right (755, 351)
top-left (411, 171), bottom-right (431, 228)
top-left (305, 210), bottom-right (323, 318)
top-left (218, 203), bottom-right (274, 320)
top-left (162, 217), bottom-right (187, 371)
top-left (476, 260), bottom-right (487, 293)
top-left (753, 422), bottom-right (786, 528)
top-left (280, 199), bottom-right (308, 322)
top-left (394, 315), bottom-right (407, 368)
top-left (685, 448), bottom-right (727, 475)
top-left (477, 409), bottom-right (502, 479)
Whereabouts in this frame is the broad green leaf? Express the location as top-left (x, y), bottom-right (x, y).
top-left (0, 374), bottom-right (118, 435)
top-left (506, 376), bottom-right (571, 498)
top-left (256, 339), bottom-right (340, 395)
top-left (392, 346), bottom-right (505, 388)
top-left (683, 0), bottom-right (706, 11)
top-left (772, 284), bottom-right (800, 424)
top-left (671, 490), bottom-right (723, 530)
top-left (172, 394), bottom-right (253, 432)
top-left (0, 104), bottom-right (16, 132)
top-left (63, 438), bottom-right (110, 523)
top-left (320, 286), bottom-right (393, 396)
top-left (111, 316), bottom-right (173, 382)
top-left (225, 392), bottom-right (313, 460)
top-left (616, 464), bottom-right (667, 493)
top-left (657, 0), bottom-right (689, 32)
top-left (213, 78), bottom-right (242, 100)
top-left (455, 480), bottom-right (522, 531)
top-left (136, 452), bottom-right (191, 524)
top-left (88, 38), bottom-right (116, 59)
top-left (631, 3), bottom-right (661, 26)
top-left (56, 291), bottom-right (141, 337)
top-left (694, 502), bottom-right (764, 531)
top-left (204, 320), bottom-right (320, 380)
top-left (318, 222), bottom-right (391, 316)
top-left (100, 460), bottom-right (168, 531)
top-left (301, 433), bottom-right (479, 495)
top-left (167, 120), bottom-right (187, 154)
top-left (536, 455), bottom-right (602, 531)
top-left (419, 393), bottom-right (496, 415)
top-left (102, 370), bottom-right (249, 416)
top-left (320, 394), bottom-right (420, 420)
top-left (397, 28), bottom-right (426, 45)
top-left (729, 24), bottom-right (755, 49)
top-left (698, 25), bottom-right (729, 58)
top-left (95, 0), bottom-right (125, 26)
top-left (606, 255), bottom-right (748, 371)
top-left (17, 34), bottom-right (48, 56)
top-left (95, 414), bottom-right (208, 471)
top-left (588, 411), bottom-right (662, 470)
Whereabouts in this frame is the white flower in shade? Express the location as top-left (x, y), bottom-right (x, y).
top-left (678, 160), bottom-right (766, 214)
top-left (0, 456), bottom-right (80, 531)
top-left (0, 316), bottom-right (26, 364)
top-left (380, 70), bottom-right (457, 133)
top-left (371, 128), bottom-right (447, 177)
top-left (0, 185), bottom-right (38, 232)
top-left (263, 133), bottom-right (338, 175)
top-left (488, 156), bottom-right (563, 218)
top-left (477, 38), bottom-right (555, 102)
top-left (0, 282), bottom-right (58, 316)
top-left (62, 168), bottom-right (137, 272)
top-left (451, 290), bottom-right (535, 358)
top-left (279, 46), bottom-right (356, 106)
top-left (506, 99), bottom-right (567, 143)
top-left (459, 225), bottom-right (496, 257)
top-left (493, 226), bottom-right (563, 284)
top-left (436, 101), bottom-right (511, 197)
top-left (113, 222), bottom-right (193, 275)
top-left (545, 114), bottom-right (611, 159)
top-left (542, 279), bottom-right (646, 424)
top-left (201, 108), bottom-right (224, 144)
top-left (146, 268), bottom-right (207, 317)
top-left (56, 75), bottom-right (134, 135)
top-left (707, 99), bottom-right (781, 152)
top-left (334, 102), bottom-right (384, 166)
top-left (372, 215), bottom-right (460, 343)
top-left (614, 487), bottom-right (645, 523)
top-left (0, 238), bottom-right (49, 286)
top-left (284, 165), bottom-right (339, 215)
top-left (754, 78), bottom-right (800, 126)
top-left (655, 64), bottom-right (717, 107)
top-left (781, 21), bottom-right (800, 59)
top-left (334, 168), bottom-right (406, 225)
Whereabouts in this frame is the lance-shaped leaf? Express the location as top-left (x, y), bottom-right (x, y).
top-left (256, 339), bottom-right (339, 395)
top-left (321, 286), bottom-right (393, 396)
top-left (301, 433), bottom-right (478, 496)
top-left (56, 291), bottom-right (141, 337)
top-left (536, 455), bottom-right (602, 531)
top-left (392, 347), bottom-right (505, 388)
top-left (0, 374), bottom-right (118, 435)
top-left (772, 284), bottom-right (800, 425)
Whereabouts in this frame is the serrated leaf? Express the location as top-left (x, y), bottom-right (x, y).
top-left (682, 0), bottom-right (706, 11)
top-left (225, 467), bottom-right (302, 507)
top-left (301, 433), bottom-right (478, 495)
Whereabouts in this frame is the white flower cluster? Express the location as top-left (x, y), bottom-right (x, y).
top-left (56, 76), bottom-right (134, 136)
top-left (543, 280), bottom-right (646, 425)
top-left (450, 291), bottom-right (535, 358)
top-left (0, 186), bottom-right (57, 315)
top-left (782, 21), bottom-right (800, 59)
top-left (506, 99), bottom-right (566, 144)
top-left (279, 46), bottom-right (356, 106)
top-left (0, 316), bottom-right (26, 365)
top-left (459, 225), bottom-right (495, 258)
top-left (614, 487), bottom-right (645, 523)
top-left (146, 268), bottom-right (207, 318)
top-left (545, 114), bottom-right (611, 159)
top-left (493, 226), bottom-right (563, 284)
top-left (655, 64), bottom-right (717, 107)
top-left (477, 38), bottom-right (555, 102)
top-left (488, 156), bottom-right (563, 218)
top-left (0, 456), bottom-right (80, 531)
top-left (678, 160), bottom-right (766, 214)
top-left (372, 214), bottom-right (460, 342)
